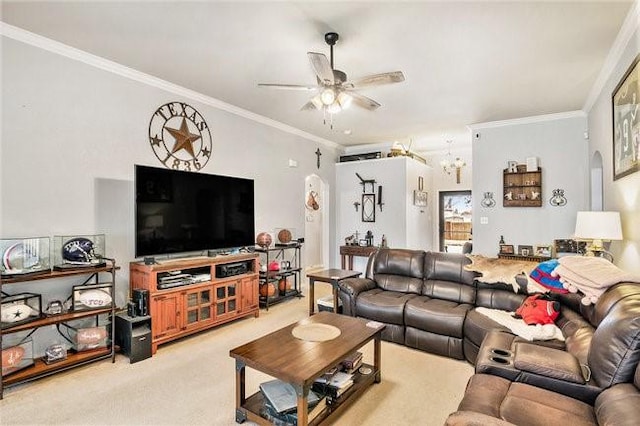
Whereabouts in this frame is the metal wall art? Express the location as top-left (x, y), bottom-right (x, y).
top-left (480, 192), bottom-right (496, 208)
top-left (148, 102), bottom-right (212, 171)
top-left (362, 194), bottom-right (376, 222)
top-left (549, 189), bottom-right (567, 206)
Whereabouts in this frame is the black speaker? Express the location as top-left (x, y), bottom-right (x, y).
top-left (132, 289), bottom-right (149, 316)
top-left (115, 313), bottom-right (152, 363)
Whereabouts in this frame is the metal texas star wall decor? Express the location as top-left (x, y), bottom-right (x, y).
top-left (148, 102), bottom-right (212, 171)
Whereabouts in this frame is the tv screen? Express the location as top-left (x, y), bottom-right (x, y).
top-left (135, 165), bottom-right (255, 257)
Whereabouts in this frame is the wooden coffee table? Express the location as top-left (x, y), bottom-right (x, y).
top-left (229, 311), bottom-right (385, 425)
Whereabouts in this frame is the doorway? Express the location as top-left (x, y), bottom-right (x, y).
top-left (304, 174), bottom-right (328, 273)
top-left (439, 191), bottom-right (472, 253)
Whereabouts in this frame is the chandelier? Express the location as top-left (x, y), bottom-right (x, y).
top-left (440, 140), bottom-right (466, 184)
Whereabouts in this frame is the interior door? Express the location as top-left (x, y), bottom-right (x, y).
top-left (439, 191), bottom-right (472, 253)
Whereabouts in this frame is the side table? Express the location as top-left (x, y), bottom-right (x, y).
top-left (307, 269), bottom-right (362, 316)
top-left (340, 245), bottom-right (378, 270)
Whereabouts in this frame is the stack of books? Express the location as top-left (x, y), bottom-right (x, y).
top-left (312, 371), bottom-right (354, 405)
top-left (259, 379), bottom-right (326, 425)
top-left (340, 351), bottom-right (363, 374)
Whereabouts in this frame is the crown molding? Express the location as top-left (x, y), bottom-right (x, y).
top-left (0, 22), bottom-right (341, 150)
top-left (583, 0), bottom-right (640, 112)
top-left (468, 110), bottom-right (586, 131)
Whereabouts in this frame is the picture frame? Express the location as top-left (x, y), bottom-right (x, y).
top-left (517, 245), bottom-right (534, 256)
top-left (534, 244), bottom-right (552, 257)
top-left (612, 53), bottom-right (640, 181)
top-left (413, 190), bottom-right (427, 207)
top-left (499, 244), bottom-right (514, 255)
top-left (72, 283), bottom-right (113, 311)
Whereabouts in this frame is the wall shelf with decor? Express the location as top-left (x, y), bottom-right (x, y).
top-left (503, 165), bottom-right (542, 207)
top-left (0, 260), bottom-right (117, 399)
top-left (255, 244), bottom-right (302, 310)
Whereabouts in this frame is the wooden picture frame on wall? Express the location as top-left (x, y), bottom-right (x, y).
top-left (612, 53), bottom-right (640, 181)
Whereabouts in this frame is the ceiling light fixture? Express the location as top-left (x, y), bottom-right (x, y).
top-left (440, 140), bottom-right (466, 184)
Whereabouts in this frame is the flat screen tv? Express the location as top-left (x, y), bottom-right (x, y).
top-left (135, 165), bottom-right (255, 258)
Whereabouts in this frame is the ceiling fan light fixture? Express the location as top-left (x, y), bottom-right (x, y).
top-left (320, 88), bottom-right (336, 105)
top-left (327, 101), bottom-right (342, 114)
top-left (337, 92), bottom-right (353, 109)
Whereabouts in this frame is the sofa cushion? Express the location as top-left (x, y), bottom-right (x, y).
top-left (588, 299), bottom-right (640, 388)
top-left (372, 249), bottom-right (425, 294)
top-left (464, 309), bottom-right (512, 348)
top-left (423, 252), bottom-right (477, 304)
top-left (457, 374), bottom-right (597, 426)
top-left (356, 288), bottom-right (416, 325)
top-left (405, 296), bottom-right (472, 338)
top-left (405, 327), bottom-right (465, 359)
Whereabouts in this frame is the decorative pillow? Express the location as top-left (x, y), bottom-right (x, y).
top-left (514, 294), bottom-right (560, 325)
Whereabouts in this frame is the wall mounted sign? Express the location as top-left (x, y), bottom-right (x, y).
top-left (612, 54), bottom-right (639, 180)
top-left (148, 102), bottom-right (212, 171)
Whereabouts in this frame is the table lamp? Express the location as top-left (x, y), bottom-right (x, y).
top-left (574, 211), bottom-right (622, 260)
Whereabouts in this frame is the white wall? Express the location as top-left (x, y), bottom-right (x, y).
top-left (587, 24), bottom-right (639, 273)
top-left (405, 157), bottom-right (434, 250)
top-left (336, 156), bottom-right (432, 272)
top-left (1, 37), bottom-right (340, 311)
top-left (470, 114), bottom-right (589, 256)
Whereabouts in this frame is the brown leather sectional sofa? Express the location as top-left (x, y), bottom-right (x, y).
top-left (336, 248), bottom-right (640, 425)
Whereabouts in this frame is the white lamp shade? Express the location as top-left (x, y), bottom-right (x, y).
top-left (574, 211), bottom-right (623, 241)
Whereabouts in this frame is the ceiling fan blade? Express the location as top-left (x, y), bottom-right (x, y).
top-left (307, 52), bottom-right (335, 85)
top-left (344, 71), bottom-right (405, 89)
top-left (348, 91), bottom-right (381, 111)
top-left (300, 101), bottom-right (319, 111)
top-left (258, 83), bottom-right (317, 91)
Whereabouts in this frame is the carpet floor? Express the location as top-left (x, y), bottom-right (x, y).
top-left (0, 286), bottom-right (473, 425)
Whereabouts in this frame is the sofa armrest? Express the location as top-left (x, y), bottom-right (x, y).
top-left (513, 342), bottom-right (585, 384)
top-left (595, 383), bottom-right (640, 425)
top-left (337, 278), bottom-right (377, 316)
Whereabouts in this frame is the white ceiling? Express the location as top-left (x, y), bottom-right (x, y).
top-left (1, 1), bottom-right (633, 152)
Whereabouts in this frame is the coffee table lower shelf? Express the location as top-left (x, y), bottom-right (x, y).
top-left (238, 364), bottom-right (380, 426)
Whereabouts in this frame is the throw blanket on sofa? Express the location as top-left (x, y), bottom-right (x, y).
top-left (476, 307), bottom-right (565, 342)
top-left (552, 256), bottom-right (640, 305)
top-left (464, 255), bottom-right (545, 293)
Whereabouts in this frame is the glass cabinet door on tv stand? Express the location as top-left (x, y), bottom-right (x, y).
top-left (255, 244), bottom-right (302, 310)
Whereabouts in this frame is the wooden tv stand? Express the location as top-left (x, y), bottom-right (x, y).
top-left (130, 253), bottom-right (259, 354)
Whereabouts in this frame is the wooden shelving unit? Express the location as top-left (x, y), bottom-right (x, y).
top-left (503, 165), bottom-right (542, 207)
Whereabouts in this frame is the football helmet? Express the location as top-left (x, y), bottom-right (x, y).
top-left (62, 237), bottom-right (97, 263)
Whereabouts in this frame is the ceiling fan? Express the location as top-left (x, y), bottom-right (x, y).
top-left (258, 32), bottom-right (405, 116)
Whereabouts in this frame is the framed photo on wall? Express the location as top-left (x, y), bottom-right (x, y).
top-left (612, 53), bottom-right (640, 181)
top-left (413, 190), bottom-right (427, 207)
